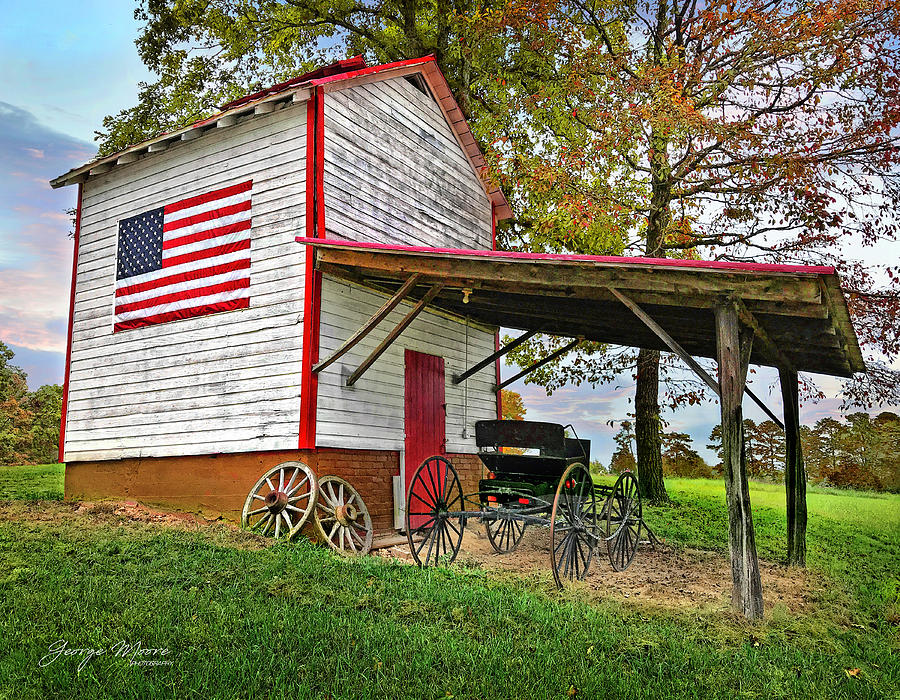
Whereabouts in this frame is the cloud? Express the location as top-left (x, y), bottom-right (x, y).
top-left (0, 102), bottom-right (91, 354)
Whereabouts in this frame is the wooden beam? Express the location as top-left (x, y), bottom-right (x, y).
top-left (496, 339), bottom-right (581, 391)
top-left (313, 274), bottom-right (422, 375)
top-left (733, 297), bottom-right (795, 372)
top-left (744, 387), bottom-right (785, 430)
top-left (453, 330), bottom-right (537, 384)
top-left (715, 302), bottom-right (764, 620)
top-left (608, 287), bottom-right (721, 396)
top-left (345, 284), bottom-right (444, 387)
top-left (780, 368), bottom-right (807, 567)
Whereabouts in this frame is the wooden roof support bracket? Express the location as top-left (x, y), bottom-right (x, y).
top-left (313, 273), bottom-right (422, 375)
top-left (453, 330), bottom-right (538, 384)
top-left (607, 286), bottom-right (721, 396)
top-left (496, 338), bottom-right (582, 391)
top-left (345, 283), bottom-right (444, 387)
top-left (732, 297), bottom-right (795, 373)
top-left (608, 287), bottom-right (784, 429)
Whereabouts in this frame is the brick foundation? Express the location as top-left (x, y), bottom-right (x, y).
top-left (65, 449), bottom-right (486, 535)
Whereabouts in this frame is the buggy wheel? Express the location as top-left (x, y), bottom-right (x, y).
top-left (549, 462), bottom-right (599, 587)
top-left (313, 476), bottom-right (373, 555)
top-left (605, 471), bottom-right (642, 571)
top-left (241, 461), bottom-right (317, 540)
top-left (405, 456), bottom-right (464, 567)
top-left (485, 514), bottom-right (527, 554)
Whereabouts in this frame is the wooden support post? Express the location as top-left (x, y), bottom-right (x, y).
top-left (313, 273), bottom-right (422, 374)
top-left (346, 284), bottom-right (444, 387)
top-left (453, 330), bottom-right (537, 384)
top-left (496, 339), bottom-right (581, 391)
top-left (780, 368), bottom-right (807, 567)
top-left (715, 301), bottom-right (765, 621)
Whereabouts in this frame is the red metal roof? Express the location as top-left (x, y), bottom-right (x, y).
top-left (294, 237), bottom-right (837, 276)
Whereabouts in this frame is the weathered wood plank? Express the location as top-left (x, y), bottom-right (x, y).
top-left (715, 301), bottom-right (764, 620)
top-left (780, 368), bottom-right (808, 567)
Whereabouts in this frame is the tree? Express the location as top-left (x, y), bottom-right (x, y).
top-left (500, 389), bottom-right (526, 421)
top-left (661, 430), bottom-right (712, 478)
top-left (480, 0), bottom-right (900, 507)
top-left (0, 342), bottom-right (63, 466)
top-left (753, 420), bottom-right (786, 480)
top-left (608, 420), bottom-right (636, 473)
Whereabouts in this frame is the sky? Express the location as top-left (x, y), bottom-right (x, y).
top-left (0, 2), bottom-right (892, 464)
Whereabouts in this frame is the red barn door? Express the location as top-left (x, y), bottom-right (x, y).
top-left (404, 349), bottom-right (446, 497)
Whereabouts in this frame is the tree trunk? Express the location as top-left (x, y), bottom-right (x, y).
top-left (780, 368), bottom-right (807, 567)
top-left (715, 302), bottom-right (764, 620)
top-left (635, 348), bottom-right (668, 502)
top-left (632, 117), bottom-right (672, 503)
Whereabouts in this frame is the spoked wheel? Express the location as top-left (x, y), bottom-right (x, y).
top-left (241, 461), bottom-right (317, 540)
top-left (605, 471), bottom-right (642, 571)
top-left (484, 512), bottom-right (527, 554)
top-left (313, 476), bottom-right (374, 555)
top-left (405, 456), bottom-right (464, 567)
top-left (549, 462), bottom-right (599, 587)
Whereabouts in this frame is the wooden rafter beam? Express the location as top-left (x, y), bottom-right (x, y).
top-left (732, 297), bottom-right (795, 372)
top-left (496, 339), bottom-right (581, 391)
top-left (453, 330), bottom-right (537, 385)
top-left (313, 273), bottom-right (422, 374)
top-left (610, 287), bottom-right (785, 429)
top-left (346, 284), bottom-right (444, 387)
top-left (608, 286), bottom-right (721, 397)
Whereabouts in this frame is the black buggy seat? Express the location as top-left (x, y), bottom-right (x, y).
top-left (475, 420), bottom-right (590, 479)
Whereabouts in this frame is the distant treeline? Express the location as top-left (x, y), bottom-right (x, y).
top-left (603, 414), bottom-right (900, 492)
top-left (1, 342), bottom-right (62, 465)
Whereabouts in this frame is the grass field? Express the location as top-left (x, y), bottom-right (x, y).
top-left (0, 464), bottom-right (897, 699)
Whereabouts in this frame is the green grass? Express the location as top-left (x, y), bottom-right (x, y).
top-left (0, 463), bottom-right (64, 500)
top-left (0, 467), bottom-right (897, 699)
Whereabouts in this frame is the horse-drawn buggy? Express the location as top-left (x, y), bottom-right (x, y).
top-left (405, 420), bottom-right (645, 585)
top-left (240, 420), bottom-right (647, 585)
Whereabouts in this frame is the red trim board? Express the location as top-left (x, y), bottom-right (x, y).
top-left (299, 87), bottom-right (325, 449)
top-left (59, 183), bottom-right (83, 462)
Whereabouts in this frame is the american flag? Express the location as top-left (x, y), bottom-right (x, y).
top-left (114, 181), bottom-right (253, 332)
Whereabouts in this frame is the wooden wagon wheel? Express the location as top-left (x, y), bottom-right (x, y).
top-left (405, 456), bottom-right (464, 567)
top-left (241, 461), bottom-right (317, 540)
top-left (605, 471), bottom-right (642, 571)
top-left (485, 513), bottom-right (527, 554)
top-left (313, 476), bottom-right (374, 555)
top-left (549, 462), bottom-right (599, 587)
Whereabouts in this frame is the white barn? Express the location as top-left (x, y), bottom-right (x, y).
top-left (51, 56), bottom-right (512, 531)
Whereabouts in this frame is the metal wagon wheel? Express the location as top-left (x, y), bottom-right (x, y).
top-left (549, 462), bottom-right (599, 587)
top-left (405, 456), bottom-right (464, 567)
top-left (241, 461), bottom-right (317, 540)
top-left (485, 513), bottom-right (527, 554)
top-left (313, 476), bottom-right (374, 555)
top-left (605, 471), bottom-right (642, 571)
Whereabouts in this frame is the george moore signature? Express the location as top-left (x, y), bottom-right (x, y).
top-left (39, 639), bottom-right (173, 672)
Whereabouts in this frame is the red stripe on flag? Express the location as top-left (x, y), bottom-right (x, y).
top-left (115, 278), bottom-right (250, 315)
top-left (162, 238), bottom-right (250, 268)
top-left (163, 180), bottom-right (253, 216)
top-left (115, 259), bottom-right (251, 298)
top-left (163, 219), bottom-right (251, 250)
top-left (114, 298), bottom-right (249, 332)
top-left (163, 200), bottom-right (251, 233)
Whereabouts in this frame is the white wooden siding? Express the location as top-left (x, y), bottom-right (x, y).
top-left (64, 103), bottom-right (308, 462)
top-left (316, 278), bottom-right (497, 454)
top-left (322, 76), bottom-right (493, 249)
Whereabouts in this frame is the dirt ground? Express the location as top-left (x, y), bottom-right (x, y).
top-left (373, 524), bottom-right (812, 614)
top-left (8, 500), bottom-right (811, 614)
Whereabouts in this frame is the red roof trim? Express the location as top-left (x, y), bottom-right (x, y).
top-left (294, 237), bottom-right (837, 276)
top-left (309, 56), bottom-right (436, 86)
